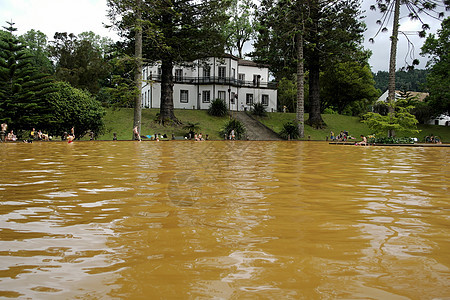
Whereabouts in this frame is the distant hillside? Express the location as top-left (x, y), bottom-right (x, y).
top-left (373, 69), bottom-right (429, 92)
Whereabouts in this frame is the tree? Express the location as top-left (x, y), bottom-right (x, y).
top-left (321, 61), bottom-right (378, 115)
top-left (133, 0), bottom-right (143, 136)
top-left (0, 22), bottom-right (55, 135)
top-left (372, 69), bottom-right (429, 92)
top-left (19, 29), bottom-right (53, 74)
top-left (253, 0), bottom-right (308, 136)
top-left (253, 0), bottom-right (366, 128)
top-left (363, 103), bottom-right (419, 136)
top-left (223, 0), bottom-right (255, 58)
top-left (47, 81), bottom-right (105, 139)
top-left (369, 0), bottom-right (449, 135)
top-left (48, 32), bottom-right (112, 94)
top-left (107, 0), bottom-right (229, 125)
top-left (421, 17), bottom-right (450, 117)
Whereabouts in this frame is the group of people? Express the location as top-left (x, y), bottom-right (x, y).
top-left (330, 130), bottom-right (353, 142)
top-left (30, 128), bottom-right (51, 141)
top-left (425, 134), bottom-right (442, 144)
top-left (1, 123), bottom-right (18, 142)
top-left (330, 130), bottom-right (368, 146)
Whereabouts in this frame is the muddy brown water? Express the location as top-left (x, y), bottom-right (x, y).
top-left (0, 141), bottom-right (449, 299)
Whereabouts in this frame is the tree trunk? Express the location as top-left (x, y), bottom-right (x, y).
top-left (157, 9), bottom-right (179, 125)
top-left (159, 58), bottom-right (180, 124)
top-left (306, 58), bottom-right (325, 128)
top-left (387, 0), bottom-right (400, 137)
top-left (133, 0), bottom-right (143, 136)
top-left (296, 32), bottom-right (305, 138)
top-left (305, 1), bottom-right (325, 129)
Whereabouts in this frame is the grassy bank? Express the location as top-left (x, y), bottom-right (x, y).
top-left (100, 108), bottom-right (450, 142)
top-left (100, 108), bottom-right (229, 140)
top-left (257, 112), bottom-right (450, 142)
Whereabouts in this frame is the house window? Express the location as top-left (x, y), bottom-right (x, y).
top-left (218, 91), bottom-right (226, 101)
top-left (253, 74), bottom-right (260, 86)
top-left (203, 65), bottom-right (210, 78)
top-left (232, 68), bottom-right (235, 79)
top-left (231, 92), bottom-right (236, 104)
top-left (202, 90), bottom-right (211, 103)
top-left (246, 94), bottom-right (253, 106)
top-left (238, 73), bottom-right (245, 84)
top-left (142, 69), bottom-right (146, 80)
top-left (262, 95), bottom-right (269, 106)
top-left (175, 69), bottom-right (183, 81)
top-left (218, 66), bottom-right (226, 79)
top-left (180, 90), bottom-right (189, 103)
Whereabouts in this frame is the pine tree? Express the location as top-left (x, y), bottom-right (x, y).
top-left (0, 22), bottom-right (55, 136)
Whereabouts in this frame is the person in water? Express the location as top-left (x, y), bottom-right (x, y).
top-left (357, 135), bottom-right (367, 146)
top-left (133, 126), bottom-right (141, 141)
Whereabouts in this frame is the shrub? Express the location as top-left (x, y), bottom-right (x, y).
top-left (183, 122), bottom-right (201, 139)
top-left (323, 107), bottom-right (338, 114)
top-left (368, 136), bottom-right (415, 144)
top-left (279, 121), bottom-right (299, 139)
top-left (208, 98), bottom-right (228, 117)
top-left (252, 102), bottom-right (267, 117)
top-left (220, 118), bottom-right (246, 140)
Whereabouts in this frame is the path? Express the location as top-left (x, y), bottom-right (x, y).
top-left (233, 111), bottom-right (282, 141)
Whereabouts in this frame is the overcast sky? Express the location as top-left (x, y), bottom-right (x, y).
top-left (0, 0), bottom-right (447, 72)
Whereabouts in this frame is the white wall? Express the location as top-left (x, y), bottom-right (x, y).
top-left (141, 56), bottom-right (278, 112)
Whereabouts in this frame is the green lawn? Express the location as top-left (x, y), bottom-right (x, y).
top-left (257, 113), bottom-right (373, 140)
top-left (257, 112), bottom-right (450, 142)
top-left (100, 108), bottom-right (229, 140)
top-left (99, 108), bottom-right (450, 143)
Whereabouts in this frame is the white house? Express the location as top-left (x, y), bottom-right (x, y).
top-left (141, 55), bottom-right (278, 112)
top-left (377, 90), bottom-right (449, 126)
top-left (428, 114), bottom-right (450, 126)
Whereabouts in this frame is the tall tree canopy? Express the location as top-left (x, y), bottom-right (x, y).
top-left (48, 32), bottom-right (113, 95)
top-left (19, 29), bottom-right (53, 74)
top-left (321, 61), bottom-right (379, 116)
top-left (421, 17), bottom-right (450, 117)
top-left (223, 0), bottom-right (255, 58)
top-left (0, 22), bottom-right (55, 134)
top-left (107, 0), bottom-right (229, 124)
top-left (252, 0), bottom-right (367, 128)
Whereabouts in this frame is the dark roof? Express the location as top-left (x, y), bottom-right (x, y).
top-left (238, 59), bottom-right (269, 68)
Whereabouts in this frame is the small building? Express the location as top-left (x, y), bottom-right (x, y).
top-left (428, 114), bottom-right (450, 126)
top-left (377, 90), bottom-right (449, 126)
top-left (141, 55), bottom-right (278, 112)
top-left (376, 90), bottom-right (429, 103)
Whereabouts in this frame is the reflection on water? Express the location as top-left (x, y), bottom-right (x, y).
top-left (0, 141), bottom-right (449, 299)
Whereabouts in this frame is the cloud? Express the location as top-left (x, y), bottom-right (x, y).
top-left (0, 0), bottom-right (447, 72)
top-left (0, 0), bottom-right (118, 40)
top-left (361, 0), bottom-right (447, 72)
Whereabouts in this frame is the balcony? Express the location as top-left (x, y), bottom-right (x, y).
top-left (145, 75), bottom-right (277, 89)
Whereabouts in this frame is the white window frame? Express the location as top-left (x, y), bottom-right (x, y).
top-left (246, 94), bottom-right (253, 106)
top-left (262, 94), bottom-right (269, 106)
top-left (202, 90), bottom-right (211, 103)
top-left (175, 69), bottom-right (183, 81)
top-left (203, 65), bottom-right (210, 78)
top-left (218, 66), bottom-right (226, 79)
top-left (218, 91), bottom-right (226, 101)
top-left (180, 90), bottom-right (189, 103)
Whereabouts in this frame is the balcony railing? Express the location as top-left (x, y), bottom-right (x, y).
top-left (145, 75), bottom-right (277, 89)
